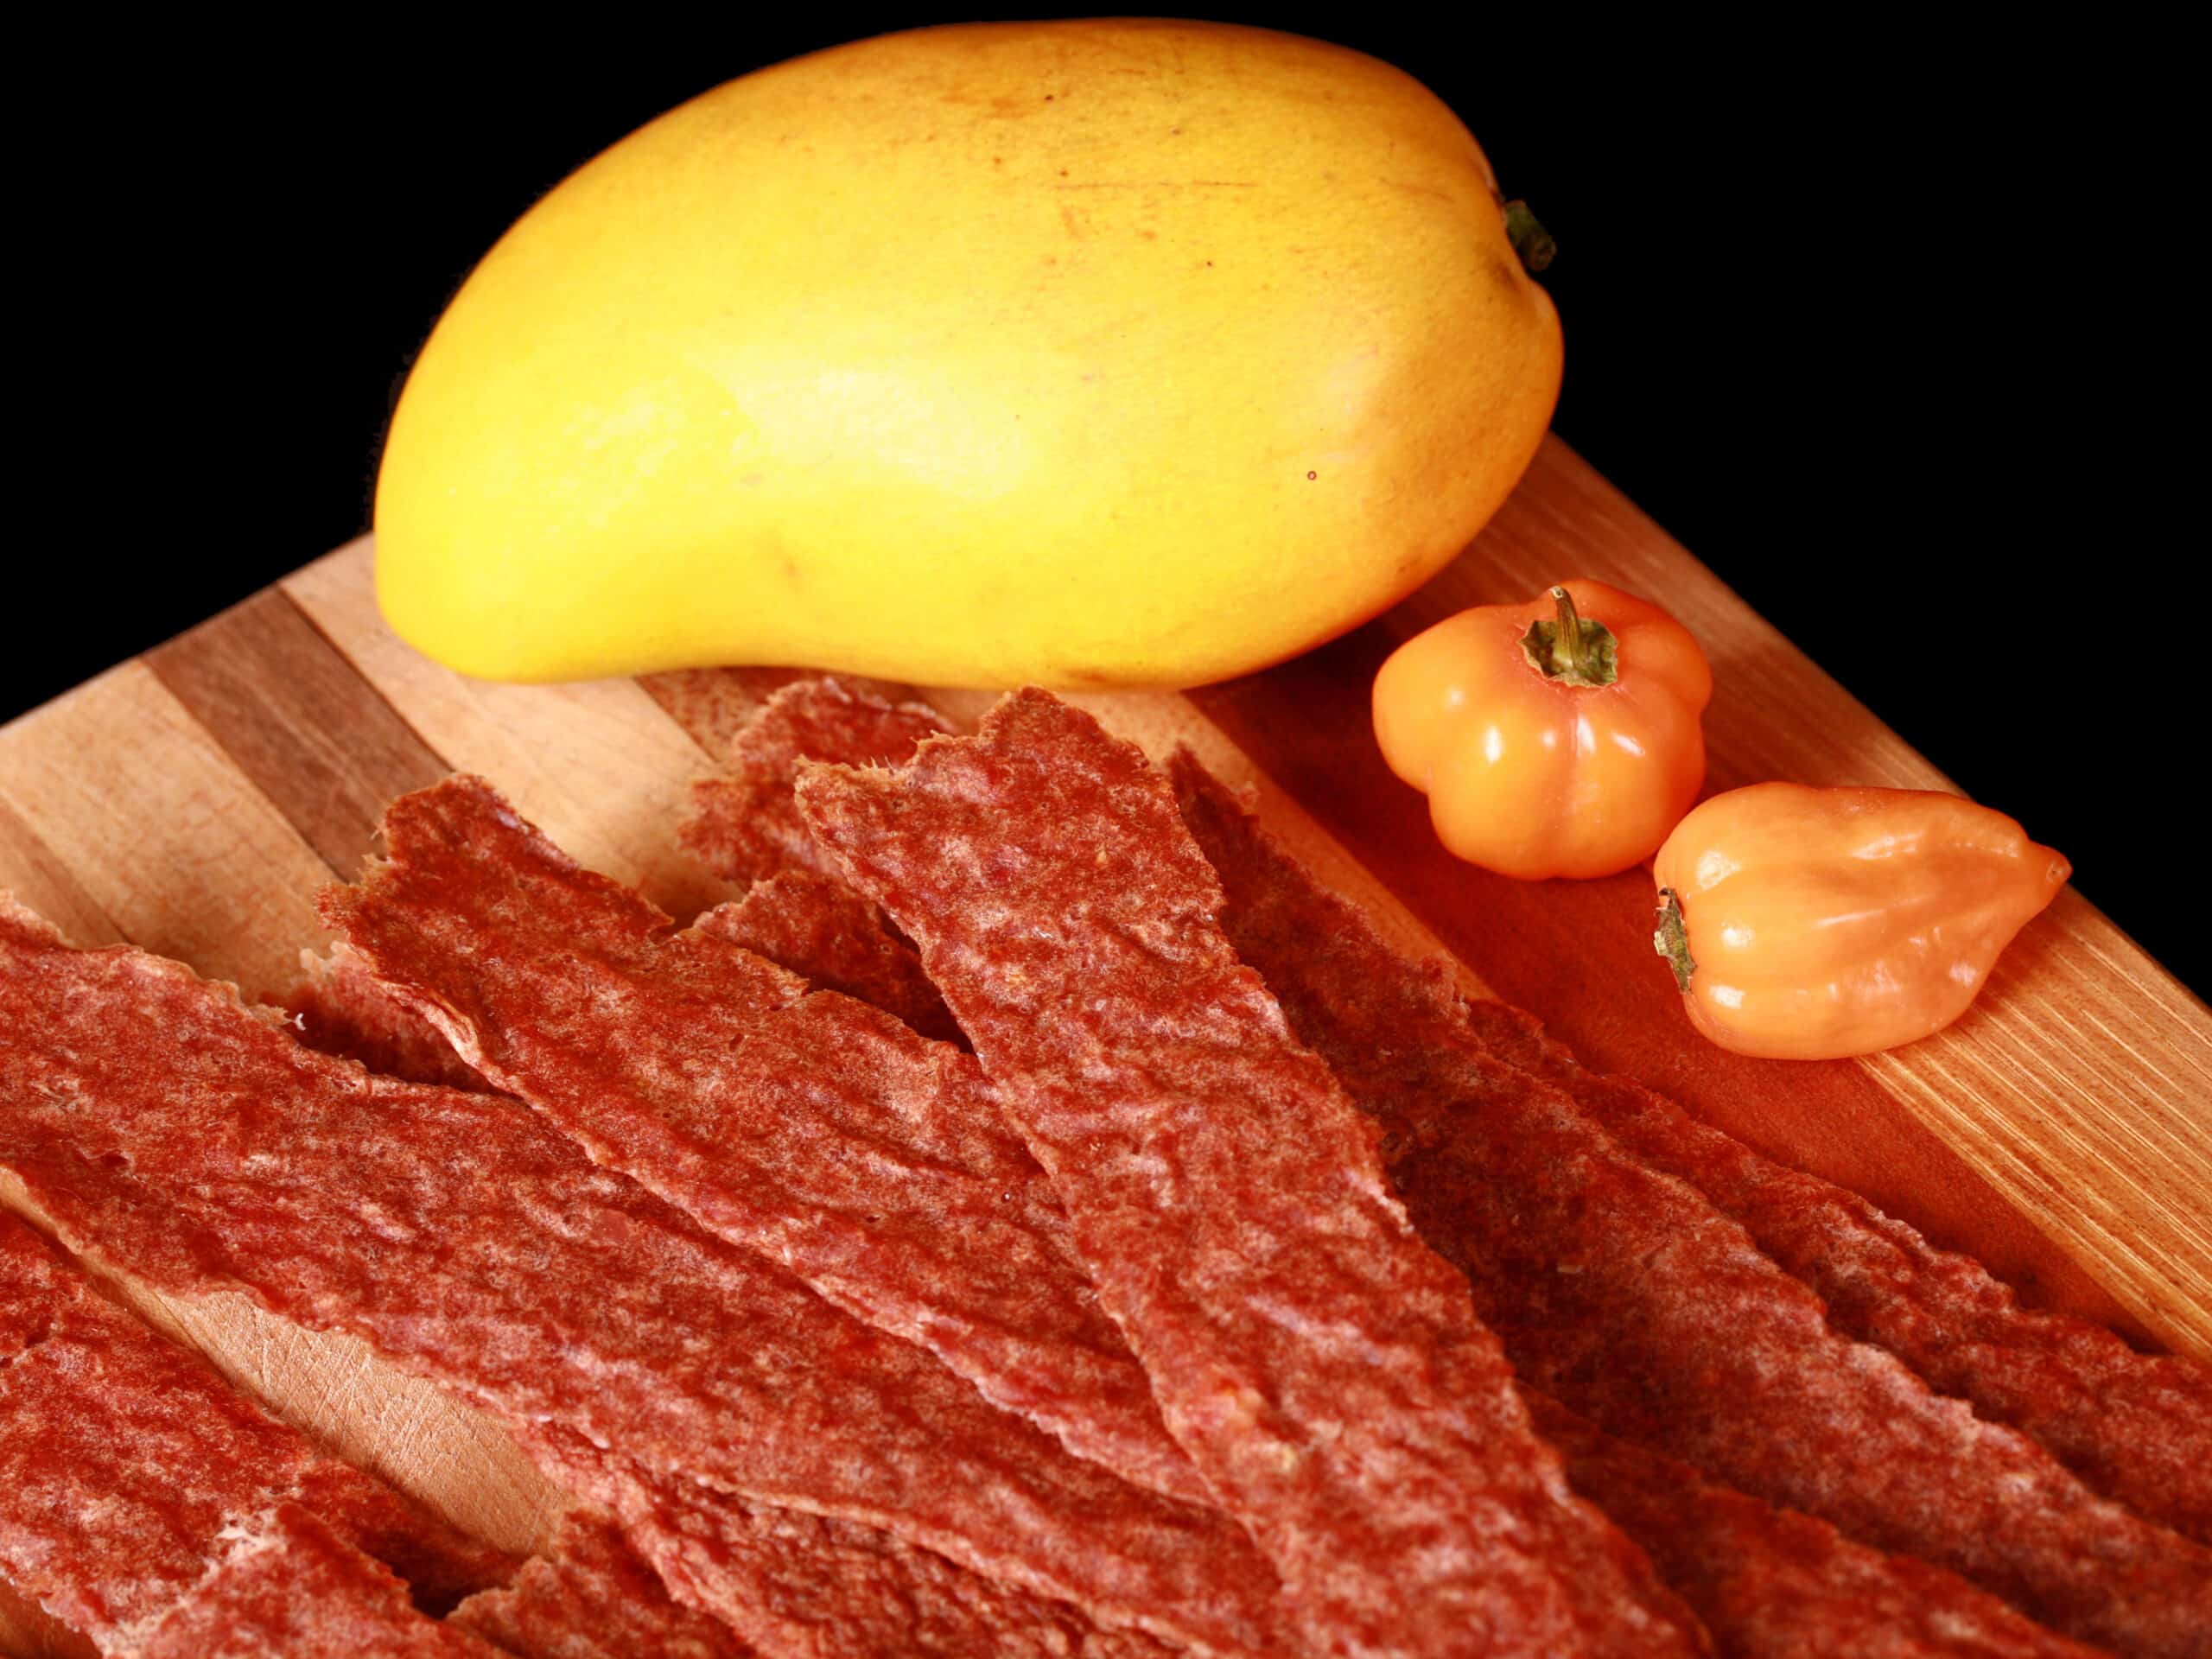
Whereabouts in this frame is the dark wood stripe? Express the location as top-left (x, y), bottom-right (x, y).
top-left (0, 792), bottom-right (127, 950)
top-left (145, 591), bottom-right (452, 878)
top-left (1185, 636), bottom-right (2146, 1341)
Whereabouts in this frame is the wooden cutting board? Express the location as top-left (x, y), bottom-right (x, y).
top-left (3, 435), bottom-right (2207, 1654)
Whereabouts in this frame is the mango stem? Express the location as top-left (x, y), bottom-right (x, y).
top-left (1504, 200), bottom-right (1555, 273)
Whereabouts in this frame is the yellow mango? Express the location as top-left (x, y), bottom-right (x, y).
top-left (374, 20), bottom-right (1562, 688)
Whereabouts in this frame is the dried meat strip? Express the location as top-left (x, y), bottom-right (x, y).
top-left (137, 1504), bottom-right (501, 1659)
top-left (523, 1427), bottom-right (1179, 1659)
top-left (799, 690), bottom-right (1708, 1659)
top-left (0, 1213), bottom-right (508, 1649)
top-left (0, 899), bottom-right (1288, 1659)
top-left (707, 674), bottom-right (2117, 1659)
top-left (1457, 996), bottom-right (2212, 1548)
top-left (1166, 753), bottom-right (2212, 1658)
top-left (323, 777), bottom-right (1206, 1510)
top-left (281, 947), bottom-right (495, 1092)
top-left (683, 679), bottom-right (957, 1033)
top-left (683, 678), bottom-right (954, 885)
top-left (709, 869), bottom-right (959, 1042)
top-left (1524, 1397), bottom-right (2101, 1659)
top-left (449, 1511), bottom-right (752, 1659)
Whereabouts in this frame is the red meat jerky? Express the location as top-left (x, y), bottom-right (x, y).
top-left (322, 776), bottom-right (1205, 1510)
top-left (683, 678), bottom-right (953, 885)
top-left (1166, 754), bottom-right (2212, 1658)
top-left (137, 1504), bottom-right (501, 1659)
top-left (281, 947), bottom-right (495, 1092)
top-left (0, 899), bottom-right (1287, 1659)
top-left (710, 869), bottom-right (959, 1042)
top-left (1458, 997), bottom-right (2212, 1549)
top-left (0, 1213), bottom-right (507, 1649)
top-left (524, 1427), bottom-right (1177, 1659)
top-left (799, 690), bottom-right (1708, 1659)
top-left (1523, 1396), bottom-right (2101, 1659)
top-left (449, 1510), bottom-right (753, 1659)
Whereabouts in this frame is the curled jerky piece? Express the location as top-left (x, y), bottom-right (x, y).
top-left (0, 1214), bottom-right (507, 1648)
top-left (1460, 996), bottom-right (2212, 1548)
top-left (709, 870), bottom-right (959, 1042)
top-left (683, 678), bottom-right (953, 886)
top-left (324, 777), bottom-right (1205, 1510)
top-left (449, 1511), bottom-right (750, 1659)
top-left (800, 690), bottom-right (1706, 1659)
top-left (524, 1427), bottom-right (1177, 1659)
top-left (1168, 753), bottom-right (2212, 1658)
top-left (137, 1504), bottom-right (500, 1659)
top-left (281, 947), bottom-right (494, 1092)
top-left (0, 899), bottom-right (1287, 1659)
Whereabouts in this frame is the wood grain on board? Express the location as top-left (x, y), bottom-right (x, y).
top-left (3, 435), bottom-right (2207, 1648)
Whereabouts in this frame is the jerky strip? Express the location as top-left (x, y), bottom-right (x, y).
top-left (683, 678), bottom-right (953, 885)
top-left (1525, 1397), bottom-right (2101, 1659)
top-left (281, 947), bottom-right (494, 1092)
top-left (0, 900), bottom-right (1287, 1659)
top-left (1460, 995), bottom-right (2212, 1548)
top-left (681, 676), bottom-right (2115, 1659)
top-left (1167, 753), bottom-right (2212, 1658)
top-left (709, 870), bottom-right (959, 1043)
top-left (137, 1504), bottom-right (500, 1659)
top-left (324, 778), bottom-right (1207, 1510)
top-left (0, 1214), bottom-right (507, 1648)
top-left (800, 690), bottom-right (1707, 1659)
top-left (524, 1427), bottom-right (1177, 1659)
top-left (450, 1511), bottom-right (753, 1659)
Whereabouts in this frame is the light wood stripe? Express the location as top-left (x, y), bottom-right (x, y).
top-left (284, 542), bottom-right (730, 923)
top-left (0, 664), bottom-right (332, 997)
top-left (146, 588), bottom-right (454, 878)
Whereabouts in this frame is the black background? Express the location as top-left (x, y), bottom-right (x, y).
top-left (22, 16), bottom-right (2201, 995)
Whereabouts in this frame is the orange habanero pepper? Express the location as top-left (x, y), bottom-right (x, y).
top-left (1372, 580), bottom-right (1712, 880)
top-left (1651, 784), bottom-right (2072, 1060)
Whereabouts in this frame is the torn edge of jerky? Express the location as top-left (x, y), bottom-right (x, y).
top-left (0, 1213), bottom-right (511, 1653)
top-left (524, 1425), bottom-right (1178, 1659)
top-left (683, 677), bottom-right (954, 887)
top-left (137, 1503), bottom-right (502, 1659)
top-left (320, 775), bottom-right (1208, 1511)
top-left (798, 688), bottom-right (1710, 1659)
top-left (448, 1510), bottom-right (752, 1659)
top-left (0, 897), bottom-right (1294, 1659)
top-left (1164, 749), bottom-right (2212, 1658)
top-left (1459, 992), bottom-right (2212, 1547)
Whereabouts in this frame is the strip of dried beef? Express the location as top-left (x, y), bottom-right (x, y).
top-left (321, 776), bottom-right (1205, 1510)
top-left (0, 897), bottom-right (1289, 1659)
top-left (799, 688), bottom-right (1709, 1659)
top-left (448, 1511), bottom-right (752, 1659)
top-left (1166, 750), bottom-right (2212, 1658)
top-left (1459, 994), bottom-right (2212, 1548)
top-left (683, 678), bottom-right (953, 886)
top-left (136, 1504), bottom-right (501, 1659)
top-left (0, 1212), bottom-right (508, 1648)
top-left (522, 1427), bottom-right (1178, 1659)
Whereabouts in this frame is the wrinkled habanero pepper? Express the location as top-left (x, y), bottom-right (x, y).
top-left (1652, 783), bottom-right (2072, 1060)
top-left (1372, 580), bottom-right (1713, 880)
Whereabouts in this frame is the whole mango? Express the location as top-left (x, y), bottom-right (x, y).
top-left (374, 21), bottom-right (1563, 687)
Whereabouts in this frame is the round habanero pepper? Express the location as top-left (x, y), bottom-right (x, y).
top-left (1652, 783), bottom-right (2072, 1060)
top-left (1371, 579), bottom-right (1713, 880)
